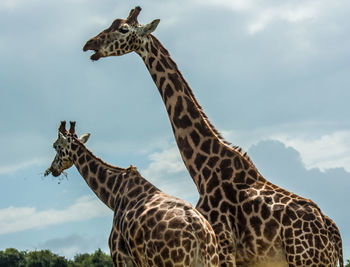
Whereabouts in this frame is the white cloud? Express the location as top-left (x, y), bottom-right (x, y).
top-left (0, 195), bottom-right (111, 235)
top-left (0, 0), bottom-right (25, 10)
top-left (247, 3), bottom-right (317, 34)
top-left (194, 0), bottom-right (252, 11)
top-left (0, 158), bottom-right (46, 176)
top-left (0, 0), bottom-right (86, 11)
top-left (142, 145), bottom-right (186, 180)
top-left (275, 131), bottom-right (350, 172)
top-left (194, 0), bottom-right (345, 35)
top-left (140, 144), bottom-right (198, 205)
top-left (222, 125), bottom-right (350, 172)
top-left (38, 234), bottom-right (109, 259)
top-left (0, 132), bottom-right (51, 173)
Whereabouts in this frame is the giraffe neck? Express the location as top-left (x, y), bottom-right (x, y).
top-left (137, 36), bottom-right (258, 192)
top-left (71, 140), bottom-right (144, 211)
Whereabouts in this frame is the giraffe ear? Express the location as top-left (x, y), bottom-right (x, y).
top-left (140, 19), bottom-right (160, 36)
top-left (79, 133), bottom-right (90, 144)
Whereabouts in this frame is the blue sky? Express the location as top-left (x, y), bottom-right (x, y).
top-left (1, 0), bottom-right (349, 260)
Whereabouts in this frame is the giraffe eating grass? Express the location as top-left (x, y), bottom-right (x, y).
top-left (45, 121), bottom-right (219, 267)
top-left (83, 7), bottom-right (344, 267)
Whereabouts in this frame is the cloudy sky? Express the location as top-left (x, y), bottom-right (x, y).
top-left (1, 0), bottom-right (349, 260)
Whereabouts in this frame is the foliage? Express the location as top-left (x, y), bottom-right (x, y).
top-left (0, 248), bottom-right (26, 267)
top-left (2, 248), bottom-right (348, 266)
top-left (70, 249), bottom-right (113, 267)
top-left (26, 250), bottom-right (67, 267)
top-left (0, 248), bottom-right (113, 267)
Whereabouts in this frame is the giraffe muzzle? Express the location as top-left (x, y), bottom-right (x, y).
top-left (90, 51), bottom-right (101, 61)
top-left (44, 167), bottom-right (51, 176)
top-left (51, 170), bottom-right (60, 177)
top-left (83, 40), bottom-right (102, 61)
top-left (44, 166), bottom-right (60, 177)
top-left (83, 40), bottom-right (95, 52)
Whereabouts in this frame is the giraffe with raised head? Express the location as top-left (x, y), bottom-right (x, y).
top-left (83, 6), bottom-right (344, 267)
top-left (45, 121), bottom-right (219, 267)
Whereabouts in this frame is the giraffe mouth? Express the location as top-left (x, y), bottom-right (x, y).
top-left (44, 167), bottom-right (60, 177)
top-left (90, 50), bottom-right (101, 61)
top-left (83, 49), bottom-right (101, 61)
top-left (83, 40), bottom-right (102, 61)
top-left (83, 44), bottom-right (101, 61)
top-left (44, 167), bottom-right (51, 176)
top-left (51, 170), bottom-right (60, 177)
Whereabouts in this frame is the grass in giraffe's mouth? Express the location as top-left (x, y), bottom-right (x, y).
top-left (44, 167), bottom-right (51, 176)
top-left (43, 168), bottom-right (68, 183)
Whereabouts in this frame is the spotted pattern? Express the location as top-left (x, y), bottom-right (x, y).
top-left (82, 6), bottom-right (343, 267)
top-left (46, 122), bottom-right (219, 267)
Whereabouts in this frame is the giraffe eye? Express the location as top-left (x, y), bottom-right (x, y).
top-left (118, 27), bottom-right (129, 34)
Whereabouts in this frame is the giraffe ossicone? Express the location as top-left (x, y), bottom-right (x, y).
top-left (45, 121), bottom-right (219, 267)
top-left (83, 6), bottom-right (344, 267)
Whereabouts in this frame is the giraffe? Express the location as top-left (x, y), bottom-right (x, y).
top-left (44, 121), bottom-right (219, 267)
top-left (83, 7), bottom-right (343, 267)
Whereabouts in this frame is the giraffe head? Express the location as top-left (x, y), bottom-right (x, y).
top-left (45, 121), bottom-right (90, 177)
top-left (83, 6), bottom-right (159, 60)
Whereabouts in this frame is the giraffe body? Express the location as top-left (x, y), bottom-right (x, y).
top-left (45, 121), bottom-right (219, 267)
top-left (83, 7), bottom-right (343, 267)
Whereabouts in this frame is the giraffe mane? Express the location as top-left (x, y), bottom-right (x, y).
top-left (71, 134), bottom-right (139, 175)
top-left (150, 35), bottom-right (256, 167)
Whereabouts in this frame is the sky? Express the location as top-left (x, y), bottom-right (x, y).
top-left (0, 0), bottom-right (349, 261)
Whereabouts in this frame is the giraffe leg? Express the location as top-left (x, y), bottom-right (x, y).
top-left (109, 228), bottom-right (136, 267)
top-left (216, 240), bottom-right (236, 267)
top-left (214, 227), bottom-right (236, 267)
top-left (112, 254), bottom-right (135, 267)
top-left (218, 254), bottom-right (236, 267)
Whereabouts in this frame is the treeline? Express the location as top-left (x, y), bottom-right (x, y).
top-left (1, 248), bottom-right (349, 267)
top-left (0, 248), bottom-right (113, 267)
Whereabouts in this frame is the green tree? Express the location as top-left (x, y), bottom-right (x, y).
top-left (68, 249), bottom-right (112, 267)
top-left (91, 249), bottom-right (113, 267)
top-left (345, 259), bottom-right (350, 267)
top-left (0, 248), bottom-right (112, 266)
top-left (69, 253), bottom-right (92, 267)
top-left (0, 248), bottom-right (26, 267)
top-left (25, 250), bottom-right (68, 267)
